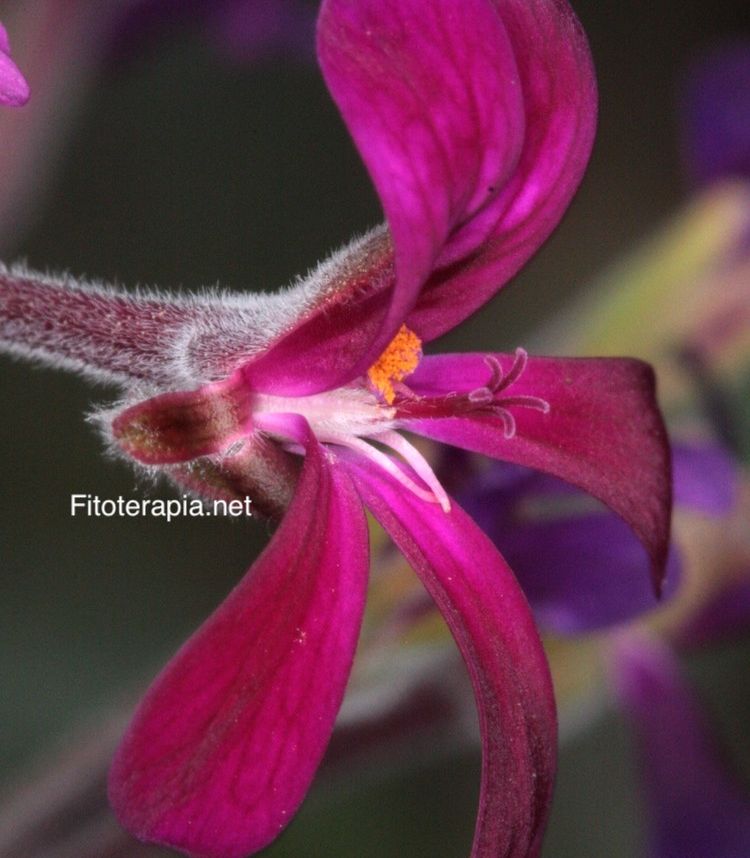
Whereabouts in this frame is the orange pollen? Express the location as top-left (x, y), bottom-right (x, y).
top-left (367, 324), bottom-right (423, 404)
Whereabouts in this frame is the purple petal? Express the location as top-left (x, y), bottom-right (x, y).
top-left (680, 40), bottom-right (750, 186)
top-left (109, 423), bottom-right (369, 858)
top-left (461, 465), bottom-right (681, 634)
top-left (0, 3), bottom-right (116, 251)
top-left (407, 0), bottom-right (597, 340)
top-left (345, 455), bottom-right (556, 858)
top-left (0, 24), bottom-right (29, 107)
top-left (406, 352), bottom-right (672, 593)
top-left (318, 0), bottom-right (525, 372)
top-left (672, 441), bottom-right (739, 515)
top-left (612, 636), bottom-right (750, 858)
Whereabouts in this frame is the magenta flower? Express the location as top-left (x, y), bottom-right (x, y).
top-left (0, 1), bottom-right (672, 856)
top-left (0, 22), bottom-right (29, 107)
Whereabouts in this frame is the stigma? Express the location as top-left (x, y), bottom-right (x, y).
top-left (393, 349), bottom-right (550, 439)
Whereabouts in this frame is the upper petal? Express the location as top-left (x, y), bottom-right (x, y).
top-left (407, 0), bottom-right (597, 340)
top-left (404, 352), bottom-right (672, 593)
top-left (345, 454), bottom-right (556, 858)
top-left (109, 422), bottom-right (369, 858)
top-left (317, 0), bottom-right (525, 369)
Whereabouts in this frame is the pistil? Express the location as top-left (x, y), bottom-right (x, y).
top-left (393, 350), bottom-right (550, 438)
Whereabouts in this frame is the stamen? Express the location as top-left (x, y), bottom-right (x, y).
top-left (251, 347), bottom-right (547, 510)
top-left (373, 430), bottom-right (451, 512)
top-left (483, 355), bottom-right (504, 389)
top-left (321, 433), bottom-right (443, 507)
top-left (391, 380), bottom-right (420, 401)
top-left (367, 324), bottom-right (422, 404)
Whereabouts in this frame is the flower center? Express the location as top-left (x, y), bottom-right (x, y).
top-left (252, 386), bottom-right (451, 512)
top-left (252, 326), bottom-right (447, 509)
top-left (112, 331), bottom-right (548, 516)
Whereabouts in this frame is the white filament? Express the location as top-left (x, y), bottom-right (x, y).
top-left (319, 432), bottom-right (445, 508)
top-left (373, 430), bottom-right (451, 512)
top-left (253, 387), bottom-right (450, 511)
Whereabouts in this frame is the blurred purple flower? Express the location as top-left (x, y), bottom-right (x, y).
top-left (681, 40), bottom-right (750, 186)
top-left (0, 1), bottom-right (674, 856)
top-left (670, 442), bottom-right (740, 512)
top-left (110, 0), bottom-right (317, 65)
top-left (612, 636), bottom-right (750, 858)
top-left (0, 21), bottom-right (29, 106)
top-left (460, 441), bottom-right (737, 634)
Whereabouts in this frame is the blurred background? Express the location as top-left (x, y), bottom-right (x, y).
top-left (1, 0), bottom-right (749, 855)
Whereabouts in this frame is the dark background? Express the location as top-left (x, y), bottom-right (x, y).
top-left (2, 0), bottom-right (749, 855)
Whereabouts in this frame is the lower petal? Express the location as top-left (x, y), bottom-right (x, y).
top-left (344, 454), bottom-right (556, 858)
top-left (109, 425), bottom-right (369, 858)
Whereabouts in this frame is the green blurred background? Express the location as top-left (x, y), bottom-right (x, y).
top-left (2, 0), bottom-right (749, 855)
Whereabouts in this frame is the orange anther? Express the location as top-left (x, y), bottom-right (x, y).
top-left (367, 324), bottom-right (422, 404)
